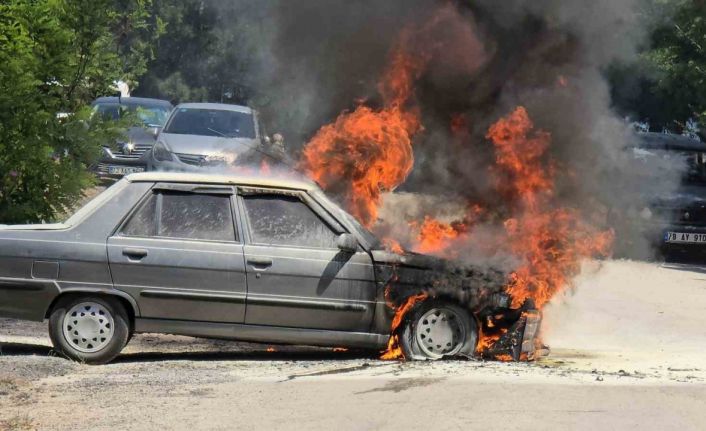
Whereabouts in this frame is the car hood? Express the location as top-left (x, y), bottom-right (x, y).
top-left (124, 126), bottom-right (158, 146)
top-left (160, 133), bottom-right (259, 157)
top-left (371, 249), bottom-right (448, 270)
top-left (371, 249), bottom-right (511, 310)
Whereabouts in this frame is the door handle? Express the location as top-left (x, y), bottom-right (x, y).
top-left (122, 248), bottom-right (148, 260)
top-left (247, 257), bottom-right (273, 270)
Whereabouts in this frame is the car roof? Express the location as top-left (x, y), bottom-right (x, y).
top-left (637, 132), bottom-right (706, 152)
top-left (125, 172), bottom-right (318, 191)
top-left (92, 97), bottom-right (173, 108)
top-left (173, 103), bottom-right (253, 114)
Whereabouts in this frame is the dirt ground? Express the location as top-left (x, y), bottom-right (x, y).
top-left (1, 259), bottom-right (706, 430)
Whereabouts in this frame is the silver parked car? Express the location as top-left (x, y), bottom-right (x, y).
top-left (148, 103), bottom-right (266, 171)
top-left (0, 172), bottom-right (539, 364)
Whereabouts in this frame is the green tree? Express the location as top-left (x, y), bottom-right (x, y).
top-left (0, 0), bottom-right (158, 223)
top-left (134, 0), bottom-right (267, 104)
top-left (647, 0), bottom-right (706, 132)
top-left (611, 0), bottom-right (706, 135)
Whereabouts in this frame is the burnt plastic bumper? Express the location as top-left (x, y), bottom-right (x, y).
top-left (480, 300), bottom-right (545, 361)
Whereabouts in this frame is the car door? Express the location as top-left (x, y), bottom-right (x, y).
top-left (238, 188), bottom-right (377, 332)
top-left (107, 183), bottom-right (247, 323)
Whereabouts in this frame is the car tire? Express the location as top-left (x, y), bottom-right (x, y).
top-left (48, 295), bottom-right (130, 365)
top-left (398, 300), bottom-right (477, 360)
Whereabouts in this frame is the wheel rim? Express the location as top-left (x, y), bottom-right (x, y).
top-left (62, 302), bottom-right (115, 353)
top-left (415, 307), bottom-right (466, 359)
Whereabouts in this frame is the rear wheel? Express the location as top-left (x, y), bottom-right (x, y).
top-left (399, 300), bottom-right (477, 360)
top-left (48, 295), bottom-right (130, 365)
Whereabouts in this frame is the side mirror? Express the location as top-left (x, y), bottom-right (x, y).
top-left (336, 233), bottom-right (358, 253)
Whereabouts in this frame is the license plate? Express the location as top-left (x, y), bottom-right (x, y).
top-left (108, 166), bottom-right (144, 175)
top-left (664, 232), bottom-right (706, 244)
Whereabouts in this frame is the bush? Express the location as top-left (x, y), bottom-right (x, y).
top-left (0, 0), bottom-right (157, 223)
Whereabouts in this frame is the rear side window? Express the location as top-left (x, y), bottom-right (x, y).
top-left (160, 192), bottom-right (235, 241)
top-left (120, 191), bottom-right (236, 242)
top-left (121, 193), bottom-right (157, 237)
top-left (242, 194), bottom-right (338, 248)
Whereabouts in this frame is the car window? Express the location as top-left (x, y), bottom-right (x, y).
top-left (120, 191), bottom-right (236, 242)
top-left (93, 103), bottom-right (171, 126)
top-left (120, 193), bottom-right (157, 237)
top-left (159, 192), bottom-right (235, 241)
top-left (164, 108), bottom-right (256, 138)
top-left (242, 194), bottom-right (338, 248)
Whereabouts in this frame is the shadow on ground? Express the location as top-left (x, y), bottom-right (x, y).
top-left (0, 341), bottom-right (377, 364)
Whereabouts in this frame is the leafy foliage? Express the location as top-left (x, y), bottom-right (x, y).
top-left (611, 0), bottom-right (706, 136)
top-left (0, 0), bottom-right (157, 223)
top-left (133, 0), bottom-right (267, 105)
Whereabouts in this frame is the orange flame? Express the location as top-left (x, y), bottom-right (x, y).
top-left (382, 238), bottom-right (405, 255)
top-left (487, 107), bottom-right (613, 308)
top-left (381, 292), bottom-right (428, 360)
top-left (402, 107), bottom-right (612, 356)
top-left (411, 217), bottom-right (464, 254)
top-left (300, 43), bottom-right (425, 227)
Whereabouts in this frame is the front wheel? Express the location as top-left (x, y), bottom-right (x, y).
top-left (399, 300), bottom-right (477, 360)
top-left (48, 295), bottom-right (130, 365)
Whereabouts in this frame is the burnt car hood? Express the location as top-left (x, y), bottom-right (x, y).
top-left (371, 249), bottom-right (448, 270)
top-left (371, 249), bottom-right (510, 310)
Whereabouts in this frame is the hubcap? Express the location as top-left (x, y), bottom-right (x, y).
top-left (62, 302), bottom-right (115, 353)
top-left (415, 307), bottom-right (466, 359)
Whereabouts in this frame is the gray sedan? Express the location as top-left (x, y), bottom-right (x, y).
top-left (0, 173), bottom-right (538, 364)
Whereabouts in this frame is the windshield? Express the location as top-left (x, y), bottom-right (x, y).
top-left (312, 190), bottom-right (381, 248)
top-left (93, 103), bottom-right (171, 126)
top-left (164, 108), bottom-right (256, 138)
top-left (632, 147), bottom-right (706, 186)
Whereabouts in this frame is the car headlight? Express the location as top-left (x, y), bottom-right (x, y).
top-left (152, 141), bottom-right (174, 162)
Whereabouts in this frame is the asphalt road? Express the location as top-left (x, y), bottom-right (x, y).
top-left (1, 259), bottom-right (705, 430)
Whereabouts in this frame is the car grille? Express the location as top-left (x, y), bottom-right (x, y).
top-left (110, 143), bottom-right (152, 160)
top-left (95, 163), bottom-right (110, 175)
top-left (176, 153), bottom-right (206, 166)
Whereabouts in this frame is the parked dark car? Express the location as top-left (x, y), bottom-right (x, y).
top-left (91, 97), bottom-right (174, 181)
top-left (0, 173), bottom-right (537, 364)
top-left (612, 132), bottom-right (706, 258)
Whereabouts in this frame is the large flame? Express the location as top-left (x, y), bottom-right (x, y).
top-left (299, 48), bottom-right (424, 227)
top-left (486, 107), bottom-right (613, 309)
top-left (298, 17), bottom-right (611, 361)
top-left (406, 107), bottom-right (613, 357)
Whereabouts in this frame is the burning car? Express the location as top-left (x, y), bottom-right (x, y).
top-left (0, 172), bottom-right (539, 364)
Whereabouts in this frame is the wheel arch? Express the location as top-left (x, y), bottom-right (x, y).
top-left (45, 288), bottom-right (139, 323)
top-left (428, 294), bottom-right (480, 325)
